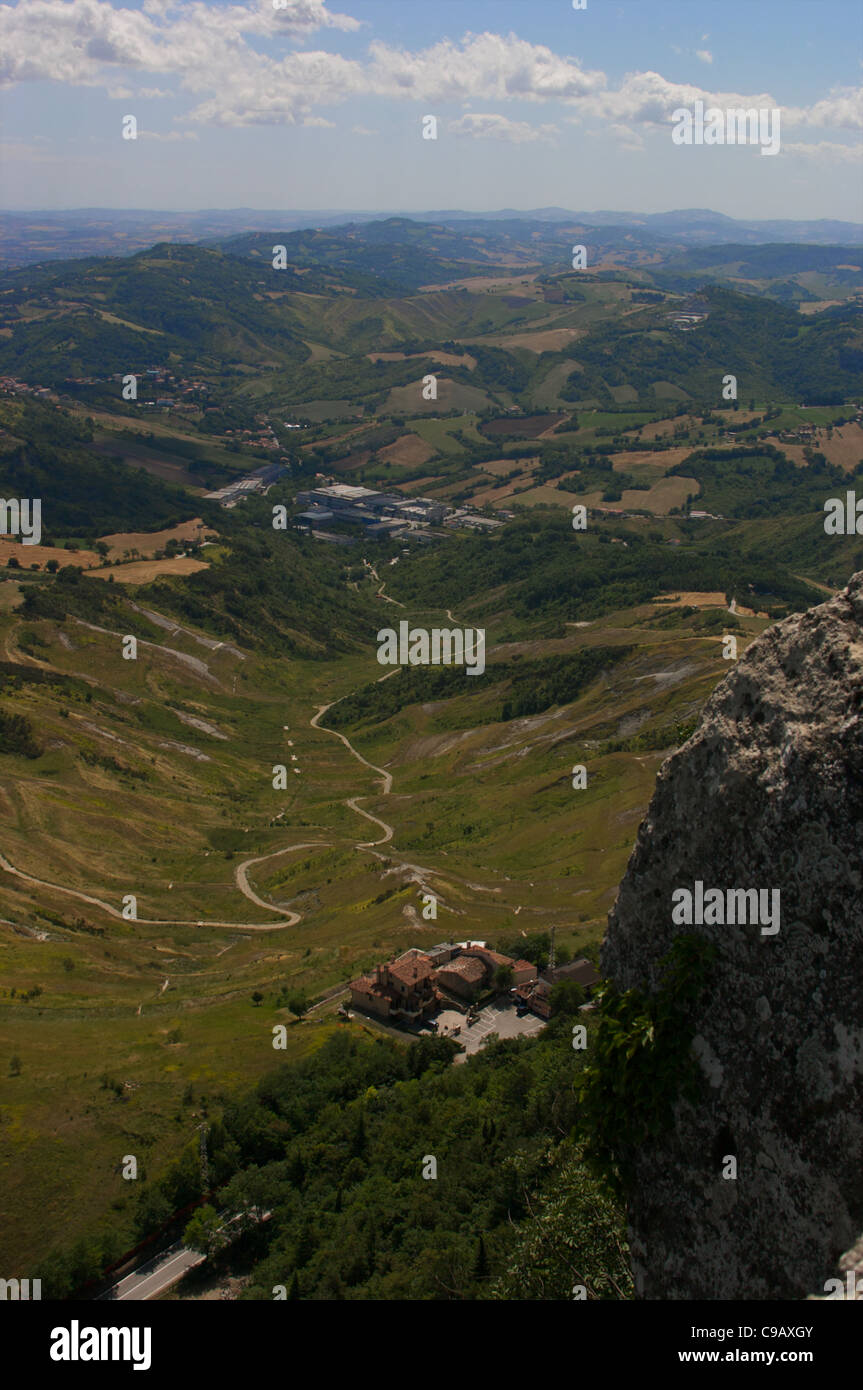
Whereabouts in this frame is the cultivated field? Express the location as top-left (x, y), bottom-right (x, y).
top-left (89, 556), bottom-right (211, 583)
top-left (367, 350), bottom-right (477, 369)
top-left (98, 518), bottom-right (217, 560)
top-left (481, 456), bottom-right (539, 477)
top-left (484, 326), bottom-right (585, 354)
top-left (482, 413), bottom-right (566, 439)
top-left (0, 540), bottom-right (103, 570)
top-left (376, 434), bottom-right (436, 468)
top-left (766, 422), bottom-right (863, 472)
top-left (379, 378), bottom-right (494, 416)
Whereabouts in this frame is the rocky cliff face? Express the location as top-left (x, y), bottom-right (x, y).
top-left (601, 573), bottom-right (863, 1300)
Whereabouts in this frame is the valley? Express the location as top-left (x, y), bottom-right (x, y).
top-left (0, 210), bottom-right (861, 1296)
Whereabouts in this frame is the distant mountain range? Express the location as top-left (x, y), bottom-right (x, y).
top-left (0, 207), bottom-right (860, 268)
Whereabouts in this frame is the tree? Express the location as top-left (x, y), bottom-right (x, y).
top-left (251, 990), bottom-right (264, 1007)
top-left (182, 1204), bottom-right (225, 1258)
top-left (493, 964), bottom-right (514, 992)
top-left (473, 1234), bottom-right (489, 1279)
top-left (9, 1054), bottom-right (21, 1076)
top-left (351, 1111), bottom-right (366, 1157)
top-left (133, 1187), bottom-right (171, 1239)
top-left (548, 980), bottom-right (585, 1017)
top-left (286, 991), bottom-right (309, 1019)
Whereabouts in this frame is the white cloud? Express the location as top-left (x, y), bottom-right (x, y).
top-left (183, 49), bottom-right (367, 127)
top-left (0, 2), bottom-right (856, 153)
top-left (265, 0), bottom-right (360, 34)
top-left (351, 124), bottom-right (377, 135)
top-left (577, 71), bottom-right (782, 129)
top-left (0, 11), bottom-right (606, 123)
top-left (448, 113), bottom-right (558, 144)
top-left (0, 0), bottom-right (359, 92)
top-left (696, 50), bottom-right (712, 65)
top-left (302, 114), bottom-right (335, 126)
top-left (607, 122), bottom-right (645, 151)
top-left (366, 32), bottom-right (606, 105)
top-left (783, 140), bottom-right (863, 164)
top-left (783, 87), bottom-right (863, 130)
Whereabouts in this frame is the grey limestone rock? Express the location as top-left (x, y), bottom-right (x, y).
top-left (601, 572), bottom-right (863, 1299)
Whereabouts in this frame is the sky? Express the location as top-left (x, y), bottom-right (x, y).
top-left (0, 0), bottom-right (861, 220)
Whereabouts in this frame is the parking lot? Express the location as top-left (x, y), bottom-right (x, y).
top-left (421, 998), bottom-right (545, 1060)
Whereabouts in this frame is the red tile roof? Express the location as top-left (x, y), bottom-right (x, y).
top-left (349, 974), bottom-right (391, 999)
top-left (388, 955), bottom-right (434, 986)
top-left (462, 946), bottom-right (513, 969)
top-left (438, 956), bottom-right (485, 984)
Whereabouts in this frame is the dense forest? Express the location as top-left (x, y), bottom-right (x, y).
top-left (667, 445), bottom-right (863, 518)
top-left (385, 513), bottom-right (821, 621)
top-left (0, 400), bottom-right (200, 537)
top-left (324, 646), bottom-right (634, 732)
top-left (34, 1005), bottom-right (634, 1301)
top-left (554, 286), bottom-right (863, 407)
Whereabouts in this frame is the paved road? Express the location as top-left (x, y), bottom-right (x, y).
top-left (99, 1209), bottom-right (267, 1301)
top-left (98, 1239), bottom-right (204, 1302)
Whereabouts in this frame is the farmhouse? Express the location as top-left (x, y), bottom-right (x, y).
top-left (460, 945), bottom-right (535, 985)
top-left (517, 957), bottom-right (601, 1020)
top-left (349, 949), bottom-right (437, 1022)
top-left (350, 943), bottom-right (545, 1023)
top-left (435, 954), bottom-right (486, 1000)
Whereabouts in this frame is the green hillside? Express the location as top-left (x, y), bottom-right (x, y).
top-left (1, 220), bottom-right (862, 1299)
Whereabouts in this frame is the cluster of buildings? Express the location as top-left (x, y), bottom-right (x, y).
top-left (294, 483), bottom-right (449, 541)
top-left (205, 461), bottom-right (289, 506)
top-left (514, 956), bottom-right (602, 1020)
top-left (348, 941), bottom-right (600, 1026)
top-left (666, 296), bottom-right (710, 332)
top-left (106, 367), bottom-right (210, 412)
top-left (220, 416), bottom-right (282, 451)
top-left (0, 376), bottom-right (55, 400)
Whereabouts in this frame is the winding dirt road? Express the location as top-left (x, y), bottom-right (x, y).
top-left (0, 690), bottom-right (398, 932)
top-left (0, 846), bottom-right (310, 932)
top-left (0, 617), bottom-right (491, 931)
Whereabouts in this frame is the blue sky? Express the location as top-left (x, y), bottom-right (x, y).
top-left (0, 0), bottom-right (860, 219)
